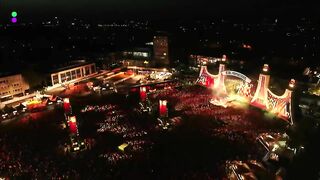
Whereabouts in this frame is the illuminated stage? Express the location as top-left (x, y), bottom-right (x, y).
top-left (197, 55), bottom-right (295, 125)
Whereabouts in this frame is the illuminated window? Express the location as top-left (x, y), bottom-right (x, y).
top-left (85, 67), bottom-right (90, 75)
top-left (66, 72), bottom-right (71, 80)
top-left (60, 73), bottom-right (66, 82)
top-left (71, 70), bottom-right (76, 79)
top-left (52, 75), bottom-right (59, 85)
top-left (91, 65), bottom-right (95, 73)
top-left (76, 69), bottom-right (81, 78)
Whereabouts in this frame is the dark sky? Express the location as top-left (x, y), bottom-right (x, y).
top-left (1, 0), bottom-right (319, 19)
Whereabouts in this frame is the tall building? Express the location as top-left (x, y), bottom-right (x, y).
top-left (153, 36), bottom-right (169, 66)
top-left (0, 74), bottom-right (29, 101)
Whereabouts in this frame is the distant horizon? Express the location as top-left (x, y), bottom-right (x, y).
top-left (0, 0), bottom-right (319, 22)
top-left (0, 13), bottom-right (319, 24)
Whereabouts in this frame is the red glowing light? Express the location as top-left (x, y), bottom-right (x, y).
top-left (69, 123), bottom-right (78, 134)
top-left (140, 87), bottom-right (147, 101)
top-left (63, 98), bottom-right (72, 114)
top-left (159, 100), bottom-right (168, 117)
top-left (68, 116), bottom-right (78, 135)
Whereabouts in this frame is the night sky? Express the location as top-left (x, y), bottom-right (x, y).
top-left (0, 0), bottom-right (319, 19)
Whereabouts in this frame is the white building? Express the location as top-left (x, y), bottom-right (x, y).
top-left (50, 62), bottom-right (96, 86)
top-left (0, 73), bottom-right (29, 101)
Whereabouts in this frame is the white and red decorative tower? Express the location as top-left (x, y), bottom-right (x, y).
top-left (197, 55), bottom-right (228, 92)
top-left (250, 64), bottom-right (270, 109)
top-left (213, 55), bottom-right (227, 94)
top-left (198, 58), bottom-right (295, 124)
top-left (266, 79), bottom-right (295, 124)
top-left (197, 63), bottom-right (215, 88)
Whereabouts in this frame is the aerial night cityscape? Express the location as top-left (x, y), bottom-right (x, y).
top-left (0, 0), bottom-right (320, 179)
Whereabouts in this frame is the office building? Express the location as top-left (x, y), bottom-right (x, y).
top-left (50, 61), bottom-right (96, 86)
top-left (0, 74), bottom-right (29, 101)
top-left (153, 36), bottom-right (169, 66)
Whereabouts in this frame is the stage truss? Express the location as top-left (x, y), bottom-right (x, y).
top-left (197, 56), bottom-right (295, 125)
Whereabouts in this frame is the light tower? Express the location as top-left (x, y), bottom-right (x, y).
top-left (140, 86), bottom-right (147, 101)
top-left (250, 64), bottom-right (271, 109)
top-left (159, 100), bottom-right (168, 117)
top-left (63, 98), bottom-right (72, 115)
top-left (68, 116), bottom-right (79, 135)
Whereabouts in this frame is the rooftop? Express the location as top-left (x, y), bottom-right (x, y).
top-left (49, 60), bottom-right (94, 73)
top-left (0, 72), bottom-right (20, 78)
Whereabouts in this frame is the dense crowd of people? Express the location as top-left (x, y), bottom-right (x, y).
top-left (97, 116), bottom-right (147, 139)
top-left (148, 85), bottom-right (282, 160)
top-left (99, 153), bottom-right (132, 164)
top-left (83, 103), bottom-right (153, 164)
top-left (81, 104), bottom-right (119, 113)
top-left (0, 133), bottom-right (83, 179)
top-left (0, 83), bottom-right (285, 179)
top-left (125, 140), bottom-right (152, 152)
top-left (0, 101), bottom-right (152, 178)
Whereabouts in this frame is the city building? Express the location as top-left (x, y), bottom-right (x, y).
top-left (153, 36), bottom-right (169, 66)
top-left (189, 54), bottom-right (223, 66)
top-left (122, 47), bottom-right (153, 67)
top-left (0, 73), bottom-right (29, 101)
top-left (49, 61), bottom-right (96, 86)
top-left (123, 48), bottom-right (151, 60)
